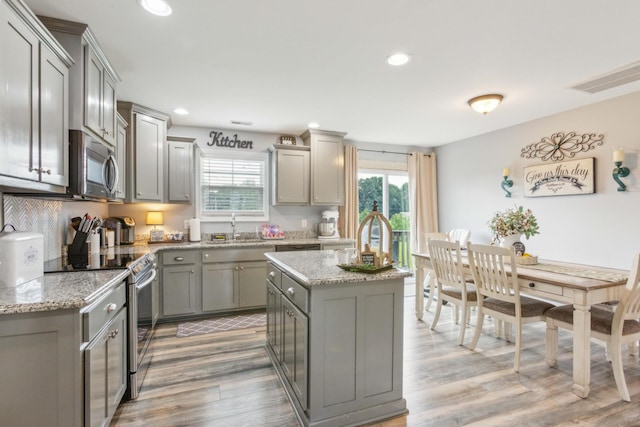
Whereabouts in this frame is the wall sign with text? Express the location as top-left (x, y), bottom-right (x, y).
top-left (524, 157), bottom-right (595, 197)
top-left (207, 131), bottom-right (254, 149)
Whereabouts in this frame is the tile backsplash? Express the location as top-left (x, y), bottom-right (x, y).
top-left (2, 195), bottom-right (64, 261)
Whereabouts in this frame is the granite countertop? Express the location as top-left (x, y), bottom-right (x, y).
top-left (0, 238), bottom-right (354, 315)
top-left (265, 250), bottom-right (413, 287)
top-left (0, 269), bottom-right (129, 315)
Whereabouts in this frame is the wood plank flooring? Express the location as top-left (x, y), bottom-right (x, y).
top-left (111, 289), bottom-right (640, 427)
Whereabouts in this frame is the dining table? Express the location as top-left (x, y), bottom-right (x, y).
top-left (412, 251), bottom-right (629, 398)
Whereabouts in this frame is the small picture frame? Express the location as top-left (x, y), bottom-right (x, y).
top-left (360, 251), bottom-right (377, 266)
top-left (149, 229), bottom-right (164, 242)
top-left (280, 135), bottom-right (296, 145)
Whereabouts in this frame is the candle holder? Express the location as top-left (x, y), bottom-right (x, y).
top-left (501, 175), bottom-right (513, 198)
top-left (613, 161), bottom-right (630, 192)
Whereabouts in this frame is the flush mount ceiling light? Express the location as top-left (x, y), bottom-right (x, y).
top-left (173, 108), bottom-right (189, 115)
top-left (468, 94), bottom-right (504, 115)
top-left (308, 122), bottom-right (320, 129)
top-left (139, 0), bottom-right (172, 16)
top-left (386, 53), bottom-right (411, 66)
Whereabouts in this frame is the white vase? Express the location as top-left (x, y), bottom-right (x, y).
top-left (499, 233), bottom-right (523, 249)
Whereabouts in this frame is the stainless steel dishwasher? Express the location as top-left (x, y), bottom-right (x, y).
top-left (276, 243), bottom-right (322, 252)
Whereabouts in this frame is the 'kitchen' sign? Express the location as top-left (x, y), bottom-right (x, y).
top-left (207, 131), bottom-right (253, 149)
top-left (524, 157), bottom-right (595, 197)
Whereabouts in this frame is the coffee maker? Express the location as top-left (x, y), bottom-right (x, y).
top-left (109, 217), bottom-right (136, 245)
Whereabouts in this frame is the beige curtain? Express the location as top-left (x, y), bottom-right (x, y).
top-left (408, 152), bottom-right (438, 253)
top-left (339, 144), bottom-right (359, 239)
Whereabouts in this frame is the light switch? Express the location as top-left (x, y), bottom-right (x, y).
top-left (301, 219), bottom-right (307, 228)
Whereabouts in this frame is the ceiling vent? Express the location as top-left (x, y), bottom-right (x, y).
top-left (571, 61), bottom-right (640, 93)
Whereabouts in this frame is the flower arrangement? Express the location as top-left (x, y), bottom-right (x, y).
top-left (488, 205), bottom-right (540, 241)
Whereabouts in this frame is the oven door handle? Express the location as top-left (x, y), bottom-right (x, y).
top-left (135, 268), bottom-right (157, 291)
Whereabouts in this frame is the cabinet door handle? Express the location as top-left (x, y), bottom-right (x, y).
top-left (174, 256), bottom-right (184, 261)
top-left (269, 271), bottom-right (276, 278)
top-left (191, 270), bottom-right (195, 273)
top-left (286, 287), bottom-right (295, 297)
top-left (204, 253), bottom-right (209, 258)
top-left (185, 194), bottom-right (189, 199)
top-left (109, 329), bottom-right (119, 339)
top-left (40, 168), bottom-right (52, 174)
top-left (106, 303), bottom-right (118, 312)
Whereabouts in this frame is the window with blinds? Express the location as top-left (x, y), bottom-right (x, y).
top-left (200, 154), bottom-right (268, 219)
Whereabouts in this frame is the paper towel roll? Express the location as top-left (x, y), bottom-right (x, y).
top-left (107, 230), bottom-right (115, 247)
top-left (189, 218), bottom-right (201, 242)
top-left (90, 233), bottom-right (101, 255)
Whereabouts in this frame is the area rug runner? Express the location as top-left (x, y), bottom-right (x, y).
top-left (176, 313), bottom-right (266, 337)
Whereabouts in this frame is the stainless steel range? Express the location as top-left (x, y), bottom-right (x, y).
top-left (127, 252), bottom-right (157, 400)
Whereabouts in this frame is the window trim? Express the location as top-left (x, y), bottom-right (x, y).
top-left (196, 151), bottom-right (269, 223)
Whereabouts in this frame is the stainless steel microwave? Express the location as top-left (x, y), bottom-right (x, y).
top-left (69, 130), bottom-right (119, 201)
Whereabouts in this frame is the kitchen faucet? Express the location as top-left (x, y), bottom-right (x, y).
top-left (231, 213), bottom-right (237, 240)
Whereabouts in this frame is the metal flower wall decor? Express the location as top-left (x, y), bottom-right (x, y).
top-left (520, 131), bottom-right (604, 162)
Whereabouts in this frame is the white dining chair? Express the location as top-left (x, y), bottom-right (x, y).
top-left (448, 228), bottom-right (471, 249)
top-left (420, 232), bottom-right (449, 312)
top-left (546, 253), bottom-right (640, 401)
top-left (429, 239), bottom-right (479, 345)
top-left (467, 243), bottom-right (554, 372)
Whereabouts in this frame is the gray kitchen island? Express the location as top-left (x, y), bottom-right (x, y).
top-left (264, 250), bottom-right (411, 427)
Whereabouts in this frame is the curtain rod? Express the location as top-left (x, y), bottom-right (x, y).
top-left (357, 149), bottom-right (431, 157)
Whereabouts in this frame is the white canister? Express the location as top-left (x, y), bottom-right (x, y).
top-left (0, 227), bottom-right (44, 287)
top-left (89, 232), bottom-right (101, 255)
top-left (189, 218), bottom-right (201, 242)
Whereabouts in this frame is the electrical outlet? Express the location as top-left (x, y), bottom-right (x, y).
top-left (301, 219), bottom-right (307, 228)
top-left (184, 219), bottom-right (190, 229)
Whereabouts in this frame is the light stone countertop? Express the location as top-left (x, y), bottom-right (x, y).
top-left (0, 269), bottom-right (130, 315)
top-left (0, 238), bottom-right (355, 315)
top-left (265, 250), bottom-right (413, 287)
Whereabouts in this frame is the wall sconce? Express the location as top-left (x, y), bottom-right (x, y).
top-left (468, 94), bottom-right (503, 115)
top-left (501, 167), bottom-right (513, 198)
top-left (146, 211), bottom-right (165, 241)
top-left (612, 149), bottom-right (630, 192)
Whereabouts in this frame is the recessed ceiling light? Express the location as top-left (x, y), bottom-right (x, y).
top-left (386, 53), bottom-right (411, 66)
top-left (173, 108), bottom-right (189, 115)
top-left (139, 0), bottom-right (172, 16)
top-left (308, 122), bottom-right (320, 129)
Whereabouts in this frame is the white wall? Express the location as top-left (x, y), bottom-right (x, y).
top-left (435, 91), bottom-right (640, 269)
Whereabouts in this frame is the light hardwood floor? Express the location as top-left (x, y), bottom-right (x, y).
top-left (111, 290), bottom-right (640, 427)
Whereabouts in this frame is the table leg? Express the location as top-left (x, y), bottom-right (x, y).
top-left (572, 302), bottom-right (591, 398)
top-left (415, 266), bottom-right (425, 320)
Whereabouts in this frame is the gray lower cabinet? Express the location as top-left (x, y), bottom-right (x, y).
top-left (265, 260), bottom-right (406, 427)
top-left (161, 251), bottom-right (198, 317)
top-left (201, 260), bottom-right (268, 311)
top-left (266, 280), bottom-right (281, 359)
top-left (0, 279), bottom-right (127, 427)
top-left (281, 295), bottom-right (309, 409)
top-left (158, 247), bottom-right (273, 321)
top-left (0, 309), bottom-right (83, 427)
top-left (85, 308), bottom-right (127, 427)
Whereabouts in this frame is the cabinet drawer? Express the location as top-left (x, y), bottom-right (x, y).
top-left (267, 262), bottom-right (282, 289)
top-left (83, 282), bottom-right (126, 342)
top-left (163, 250), bottom-right (197, 265)
top-left (519, 279), bottom-right (564, 299)
top-left (282, 273), bottom-right (309, 314)
top-left (202, 247), bottom-right (272, 263)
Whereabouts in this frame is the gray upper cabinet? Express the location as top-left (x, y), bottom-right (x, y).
top-left (301, 129), bottom-right (346, 206)
top-left (167, 136), bottom-right (195, 203)
top-left (271, 145), bottom-right (310, 205)
top-left (113, 112), bottom-right (127, 201)
top-left (0, 0), bottom-right (72, 193)
top-left (117, 102), bottom-right (170, 203)
top-left (38, 16), bottom-right (120, 147)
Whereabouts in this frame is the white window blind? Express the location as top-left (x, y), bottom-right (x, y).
top-left (200, 155), bottom-right (266, 217)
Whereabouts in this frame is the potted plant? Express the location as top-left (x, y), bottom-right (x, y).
top-left (488, 205), bottom-right (539, 247)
